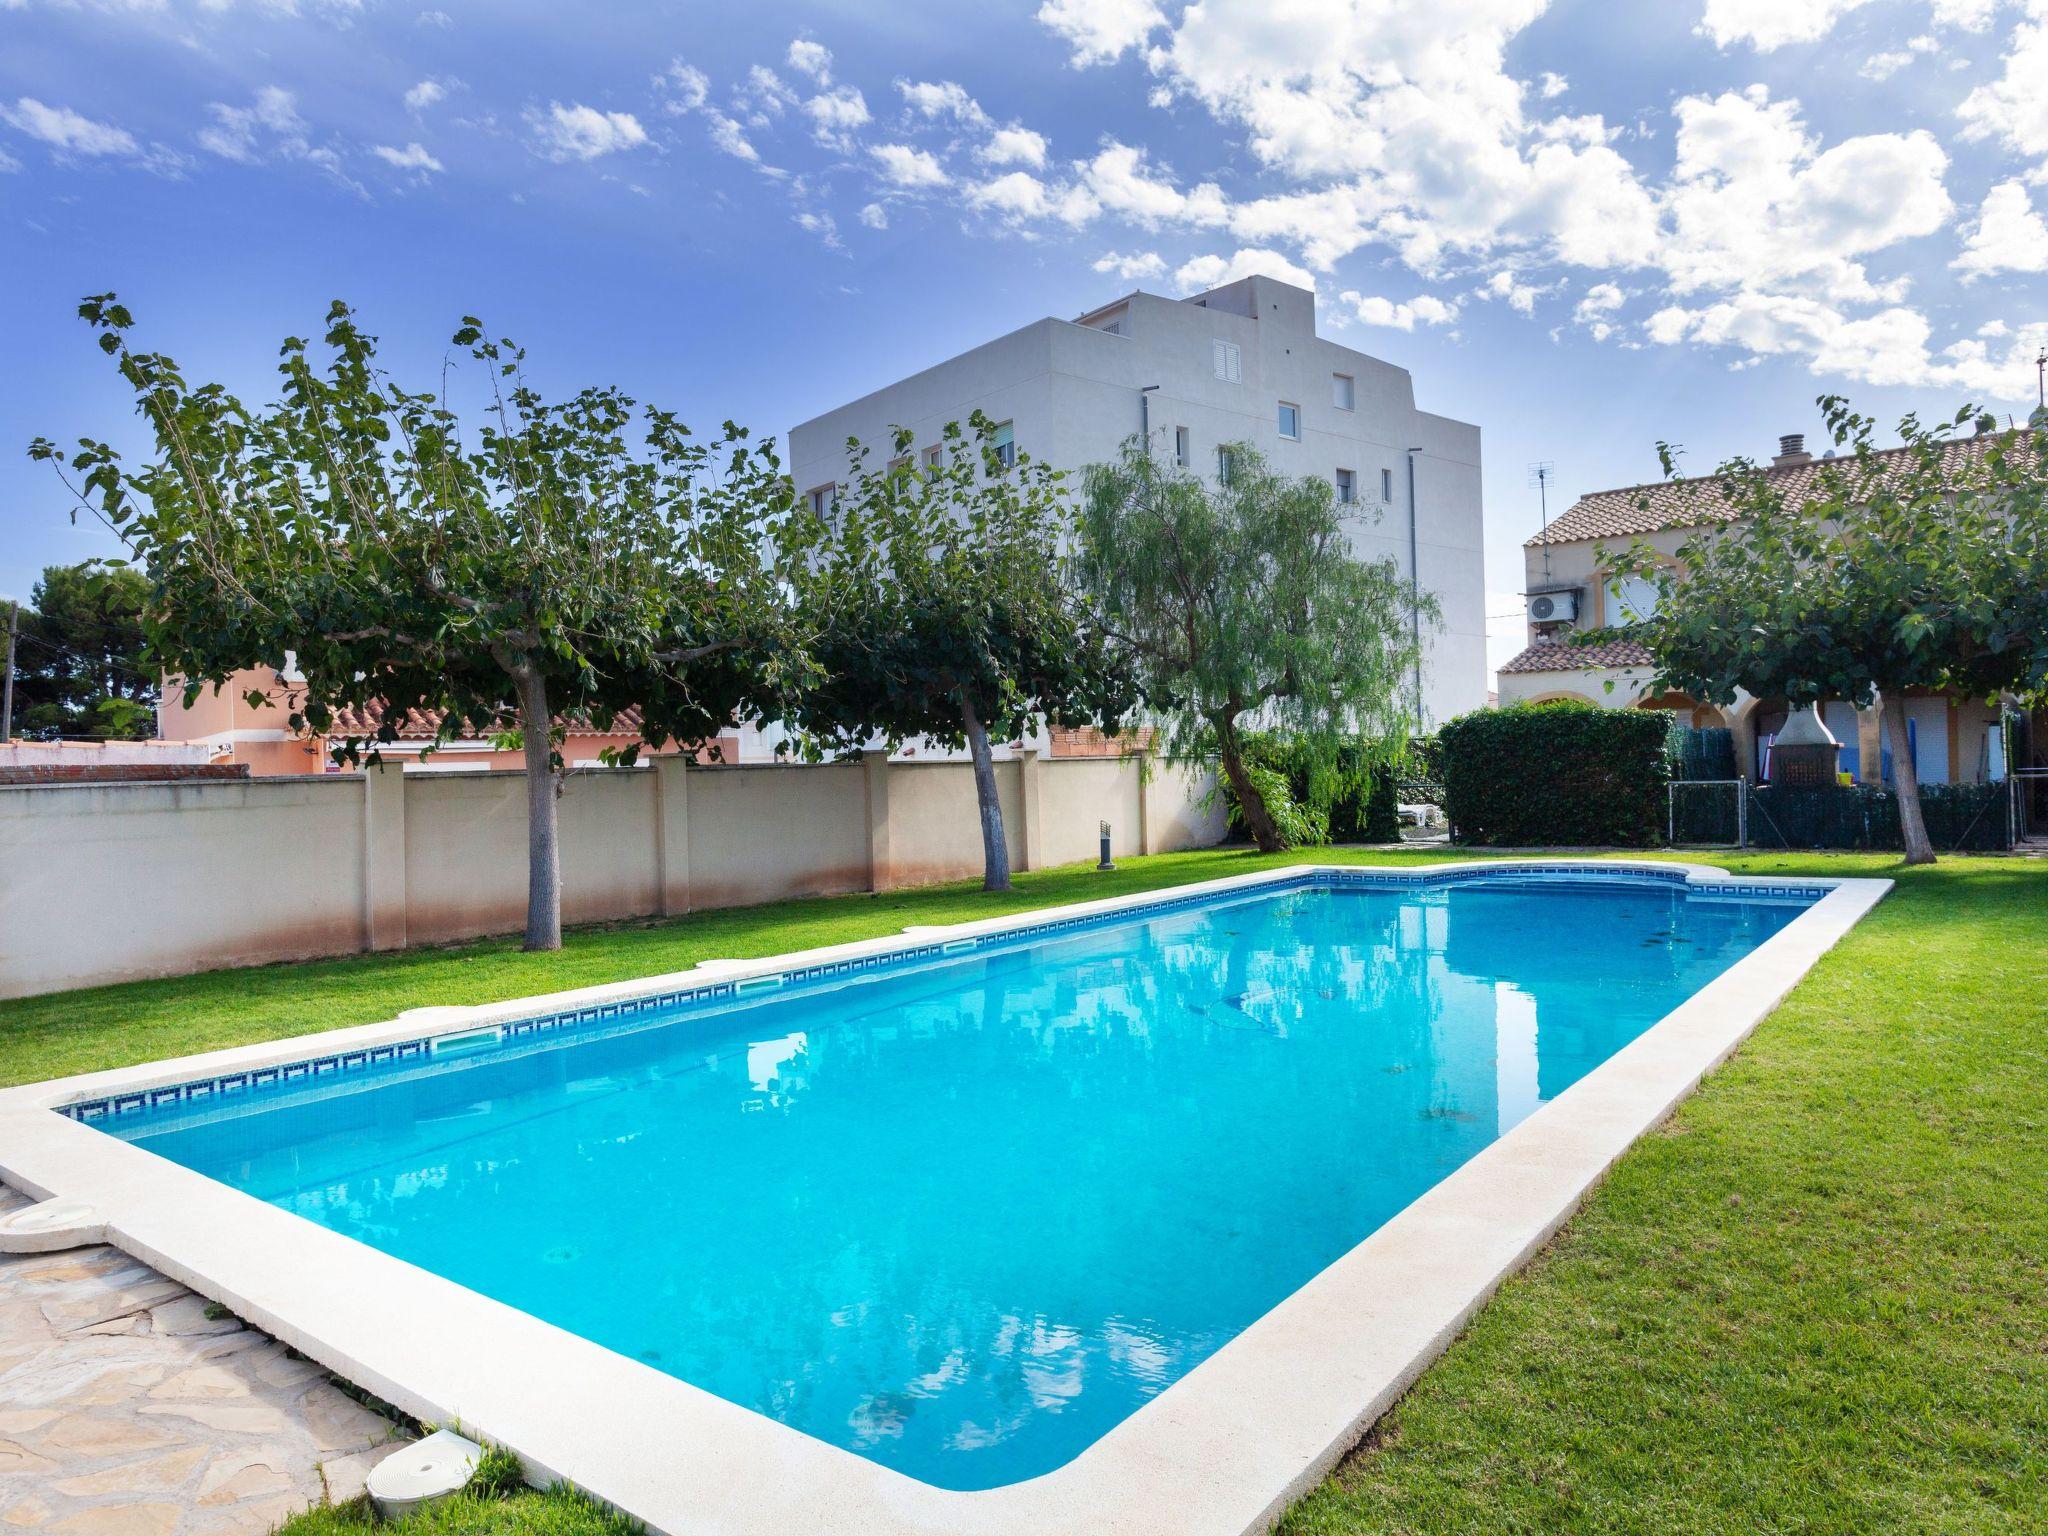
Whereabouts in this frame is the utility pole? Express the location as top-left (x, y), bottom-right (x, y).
top-left (2037, 347), bottom-right (2045, 410)
top-left (1, 597), bottom-right (18, 744)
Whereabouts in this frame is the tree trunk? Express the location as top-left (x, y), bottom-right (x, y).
top-left (1881, 691), bottom-right (1936, 866)
top-left (960, 696), bottom-right (1013, 893)
top-left (514, 665), bottom-right (565, 949)
top-left (1216, 715), bottom-right (1284, 853)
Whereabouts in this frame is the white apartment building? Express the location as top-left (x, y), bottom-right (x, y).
top-left (788, 275), bottom-right (1488, 727)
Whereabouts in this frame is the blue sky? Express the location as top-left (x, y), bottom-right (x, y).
top-left (3, 0), bottom-right (2045, 680)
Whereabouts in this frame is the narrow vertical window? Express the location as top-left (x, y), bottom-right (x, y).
top-left (1174, 426), bottom-right (1190, 467)
top-left (1217, 446), bottom-right (1235, 484)
top-left (923, 445), bottom-right (943, 473)
top-left (1211, 339), bottom-right (1241, 383)
top-left (1335, 468), bottom-right (1355, 504)
top-left (1381, 467), bottom-right (1395, 502)
top-left (992, 421), bottom-right (1016, 469)
top-left (1277, 402), bottom-right (1300, 440)
top-left (1332, 373), bottom-right (1355, 410)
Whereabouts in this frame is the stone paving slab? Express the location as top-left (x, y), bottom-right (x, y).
top-left (0, 1186), bottom-right (412, 1533)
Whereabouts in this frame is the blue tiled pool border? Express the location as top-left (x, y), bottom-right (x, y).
top-left (60, 863), bottom-right (1821, 1127)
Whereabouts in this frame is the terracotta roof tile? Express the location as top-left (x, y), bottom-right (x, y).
top-left (325, 701), bottom-right (646, 741)
top-left (1499, 638), bottom-right (1654, 675)
top-left (1527, 432), bottom-right (2035, 548)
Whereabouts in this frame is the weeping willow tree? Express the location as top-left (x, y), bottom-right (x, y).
top-left (33, 295), bottom-right (809, 948)
top-left (1075, 440), bottom-right (1431, 852)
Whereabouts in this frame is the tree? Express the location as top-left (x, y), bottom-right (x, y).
top-left (1075, 440), bottom-right (1430, 853)
top-left (791, 417), bottom-right (1133, 891)
top-left (33, 295), bottom-right (808, 946)
top-left (1596, 399), bottom-right (2048, 865)
top-left (8, 564), bottom-right (154, 739)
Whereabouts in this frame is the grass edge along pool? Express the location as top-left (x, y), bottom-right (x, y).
top-left (68, 865), bottom-right (1826, 1492)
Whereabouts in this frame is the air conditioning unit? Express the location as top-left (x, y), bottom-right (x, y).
top-left (1527, 590), bottom-right (1579, 624)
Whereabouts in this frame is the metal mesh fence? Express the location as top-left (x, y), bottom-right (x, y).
top-left (1668, 780), bottom-right (1745, 846)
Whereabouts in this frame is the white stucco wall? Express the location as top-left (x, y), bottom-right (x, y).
top-left (789, 275), bottom-right (1487, 727)
top-left (0, 754), bottom-right (1225, 1000)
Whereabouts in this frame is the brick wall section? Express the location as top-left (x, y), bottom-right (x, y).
top-left (0, 763), bottom-right (254, 786)
top-left (1047, 726), bottom-right (1156, 758)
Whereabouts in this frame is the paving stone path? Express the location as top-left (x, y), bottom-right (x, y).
top-left (0, 1185), bottom-right (411, 1533)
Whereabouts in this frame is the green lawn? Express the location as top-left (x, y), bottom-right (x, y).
top-left (3, 847), bottom-right (2041, 1536)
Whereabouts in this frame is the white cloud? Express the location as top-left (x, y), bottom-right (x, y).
top-left (404, 78), bottom-right (452, 113)
top-left (1175, 247), bottom-right (1317, 292)
top-left (372, 141), bottom-right (442, 174)
top-left (1339, 289), bottom-right (1459, 329)
top-left (1659, 87), bottom-right (1951, 304)
top-left (1092, 249), bottom-right (1167, 279)
top-left (859, 201), bottom-right (888, 229)
top-left (1475, 269), bottom-right (1552, 313)
top-left (527, 102), bottom-right (648, 162)
top-left (656, 61), bottom-right (708, 113)
top-left (704, 112), bottom-right (760, 163)
top-left (794, 208), bottom-right (839, 247)
top-left (1037, 0), bottom-right (1165, 65)
top-left (980, 125), bottom-right (1048, 168)
top-left (1698, 0), bottom-right (1871, 51)
top-left (198, 87), bottom-right (357, 192)
top-left (1702, 0), bottom-right (1998, 48)
top-left (1535, 71), bottom-right (1568, 99)
top-left (737, 67), bottom-right (797, 122)
top-left (1957, 6), bottom-right (2048, 166)
top-left (787, 39), bottom-right (833, 84)
top-left (896, 79), bottom-right (987, 127)
top-left (1079, 141), bottom-right (1227, 228)
top-left (967, 170), bottom-right (1058, 220)
top-left (871, 142), bottom-right (947, 188)
top-left (1952, 179), bottom-right (2048, 279)
top-left (803, 85), bottom-right (869, 149)
top-left (1861, 50), bottom-right (1914, 80)
top-left (1572, 281), bottom-right (1626, 339)
top-left (0, 97), bottom-right (136, 157)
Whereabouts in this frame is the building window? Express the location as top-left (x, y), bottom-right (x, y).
top-left (923, 444), bottom-right (943, 473)
top-left (1277, 401), bottom-right (1300, 440)
top-left (886, 453), bottom-right (912, 475)
top-left (1217, 446), bottom-right (1236, 484)
top-left (1335, 468), bottom-right (1356, 504)
top-left (1381, 467), bottom-right (1394, 502)
top-left (991, 420), bottom-right (1016, 470)
top-left (1174, 425), bottom-right (1190, 467)
top-left (1332, 373), bottom-right (1355, 410)
top-left (1211, 338), bottom-right (1242, 383)
top-left (807, 483), bottom-right (837, 522)
top-left (1606, 573), bottom-right (1662, 626)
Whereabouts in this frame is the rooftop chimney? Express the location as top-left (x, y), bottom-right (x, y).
top-left (1772, 432), bottom-right (1812, 468)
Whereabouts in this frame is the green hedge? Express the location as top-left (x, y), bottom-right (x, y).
top-left (1746, 783), bottom-right (2012, 853)
top-left (1219, 735), bottom-right (1403, 846)
top-left (1438, 701), bottom-right (1672, 848)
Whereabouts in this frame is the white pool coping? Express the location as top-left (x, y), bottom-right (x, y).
top-left (0, 859), bottom-right (1889, 1535)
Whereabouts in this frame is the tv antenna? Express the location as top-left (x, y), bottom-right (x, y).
top-left (1527, 460), bottom-right (1556, 581)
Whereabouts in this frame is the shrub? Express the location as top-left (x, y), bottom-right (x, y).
top-left (1438, 701), bottom-right (1672, 847)
top-left (1214, 735), bottom-right (1405, 846)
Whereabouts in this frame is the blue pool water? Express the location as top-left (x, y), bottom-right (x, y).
top-left (99, 871), bottom-right (1813, 1490)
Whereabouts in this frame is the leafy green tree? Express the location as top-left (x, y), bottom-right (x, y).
top-left (792, 418), bottom-right (1133, 891)
top-left (8, 564), bottom-right (154, 739)
top-left (1596, 398), bottom-right (2048, 865)
top-left (33, 295), bottom-right (808, 947)
top-left (1075, 441), bottom-right (1429, 853)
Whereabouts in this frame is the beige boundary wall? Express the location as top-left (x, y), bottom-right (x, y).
top-left (0, 751), bottom-right (1224, 1000)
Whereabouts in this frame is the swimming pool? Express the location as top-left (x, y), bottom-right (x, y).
top-left (76, 866), bottom-right (1817, 1492)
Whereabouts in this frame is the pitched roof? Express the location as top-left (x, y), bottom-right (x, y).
top-left (325, 701), bottom-right (647, 742)
top-left (1526, 431), bottom-right (2033, 549)
top-left (1499, 638), bottom-right (1654, 675)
